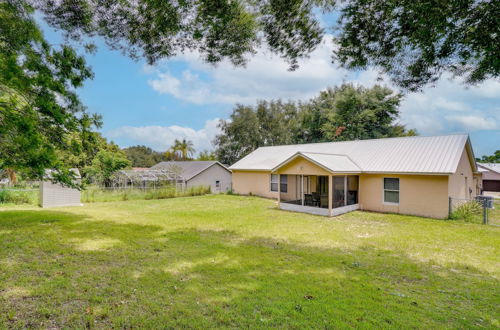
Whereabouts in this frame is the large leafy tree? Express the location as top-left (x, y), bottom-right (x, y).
top-left (122, 145), bottom-right (167, 167)
top-left (84, 150), bottom-right (131, 187)
top-left (0, 2), bottom-right (99, 186)
top-left (215, 84), bottom-right (416, 165)
top-left (27, 0), bottom-right (499, 90)
top-left (296, 84), bottom-right (416, 143)
top-left (214, 100), bottom-right (298, 165)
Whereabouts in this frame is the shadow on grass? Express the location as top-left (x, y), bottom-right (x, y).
top-left (0, 210), bottom-right (498, 328)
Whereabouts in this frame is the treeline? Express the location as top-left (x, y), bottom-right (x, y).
top-left (214, 84), bottom-right (417, 165)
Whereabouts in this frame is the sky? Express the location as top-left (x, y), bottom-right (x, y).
top-left (40, 18), bottom-right (499, 159)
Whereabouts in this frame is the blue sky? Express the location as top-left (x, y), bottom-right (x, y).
top-left (40, 19), bottom-right (499, 158)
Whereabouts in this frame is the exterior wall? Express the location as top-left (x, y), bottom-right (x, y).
top-left (231, 170), bottom-right (298, 200)
top-left (358, 174), bottom-right (449, 219)
top-left (40, 181), bottom-right (82, 208)
top-left (232, 170), bottom-right (277, 198)
top-left (186, 164), bottom-right (232, 193)
top-left (276, 157), bottom-right (331, 176)
top-left (448, 148), bottom-right (477, 200)
top-left (479, 168), bottom-right (500, 181)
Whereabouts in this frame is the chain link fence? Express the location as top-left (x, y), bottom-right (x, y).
top-left (449, 196), bottom-right (499, 226)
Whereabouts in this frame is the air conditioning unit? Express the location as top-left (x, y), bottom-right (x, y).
top-left (476, 195), bottom-right (494, 209)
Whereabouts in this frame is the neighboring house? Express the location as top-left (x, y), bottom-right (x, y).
top-left (477, 163), bottom-right (500, 192)
top-left (151, 161), bottom-right (232, 193)
top-left (229, 134), bottom-right (481, 219)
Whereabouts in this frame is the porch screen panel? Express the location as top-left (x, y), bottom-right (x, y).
top-left (347, 176), bottom-right (359, 205)
top-left (333, 176), bottom-right (345, 208)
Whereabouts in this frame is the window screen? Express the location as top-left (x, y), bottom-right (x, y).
top-left (270, 174), bottom-right (287, 192)
top-left (383, 178), bottom-right (399, 204)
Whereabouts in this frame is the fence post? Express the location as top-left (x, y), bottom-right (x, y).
top-left (483, 203), bottom-right (488, 225)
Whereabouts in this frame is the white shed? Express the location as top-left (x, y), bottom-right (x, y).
top-left (40, 169), bottom-right (82, 208)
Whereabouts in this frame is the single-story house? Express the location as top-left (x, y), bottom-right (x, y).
top-left (229, 134), bottom-right (481, 219)
top-left (477, 163), bottom-right (500, 192)
top-left (151, 161), bottom-right (232, 193)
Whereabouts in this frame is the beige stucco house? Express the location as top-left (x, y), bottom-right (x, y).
top-left (229, 134), bottom-right (481, 219)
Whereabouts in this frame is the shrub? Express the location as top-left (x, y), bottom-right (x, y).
top-left (450, 200), bottom-right (483, 222)
top-left (81, 185), bottom-right (211, 203)
top-left (0, 189), bottom-right (38, 205)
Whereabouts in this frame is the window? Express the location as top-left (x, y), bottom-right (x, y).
top-left (215, 180), bottom-right (220, 188)
top-left (271, 174), bottom-right (288, 193)
top-left (383, 178), bottom-right (399, 204)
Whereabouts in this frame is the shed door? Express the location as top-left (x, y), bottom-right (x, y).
top-left (483, 180), bottom-right (500, 192)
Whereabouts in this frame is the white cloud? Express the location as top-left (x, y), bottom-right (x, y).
top-left (107, 118), bottom-right (221, 152)
top-left (447, 115), bottom-right (498, 131)
top-left (399, 75), bottom-right (500, 135)
top-left (144, 36), bottom-right (500, 142)
top-left (147, 37), bottom-right (365, 104)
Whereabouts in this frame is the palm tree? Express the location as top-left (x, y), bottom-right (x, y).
top-left (178, 139), bottom-right (195, 160)
top-left (165, 139), bottom-right (195, 160)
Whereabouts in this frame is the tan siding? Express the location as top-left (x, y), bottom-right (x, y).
top-left (359, 174), bottom-right (449, 218)
top-left (232, 170), bottom-right (296, 200)
top-left (448, 148), bottom-right (476, 199)
top-left (276, 156), bottom-right (331, 176)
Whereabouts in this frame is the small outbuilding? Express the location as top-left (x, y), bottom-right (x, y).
top-left (151, 161), bottom-right (232, 193)
top-left (477, 163), bottom-right (500, 192)
top-left (40, 169), bottom-right (82, 208)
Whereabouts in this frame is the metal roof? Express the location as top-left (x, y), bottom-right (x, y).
top-left (151, 161), bottom-right (230, 180)
top-left (230, 134), bottom-right (472, 174)
top-left (477, 163), bottom-right (500, 174)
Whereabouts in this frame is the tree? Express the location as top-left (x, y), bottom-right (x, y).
top-left (0, 2), bottom-right (99, 186)
top-left (215, 84), bottom-right (416, 165)
top-left (197, 150), bottom-right (217, 161)
top-left (177, 139), bottom-right (196, 160)
top-left (28, 0), bottom-right (499, 90)
top-left (84, 150), bottom-right (131, 187)
top-left (122, 145), bottom-right (166, 167)
top-left (167, 139), bottom-right (195, 161)
top-left (296, 84), bottom-right (416, 143)
top-left (215, 100), bottom-right (299, 165)
top-left (477, 150), bottom-right (500, 163)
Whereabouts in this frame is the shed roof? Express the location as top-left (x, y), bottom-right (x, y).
top-left (477, 163), bottom-right (500, 174)
top-left (151, 161), bottom-right (230, 180)
top-left (230, 134), bottom-right (474, 175)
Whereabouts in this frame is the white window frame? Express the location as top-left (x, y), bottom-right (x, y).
top-left (270, 174), bottom-right (287, 193)
top-left (215, 180), bottom-right (220, 189)
top-left (383, 177), bottom-right (400, 205)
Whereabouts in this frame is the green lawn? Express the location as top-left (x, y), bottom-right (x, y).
top-left (0, 195), bottom-right (499, 328)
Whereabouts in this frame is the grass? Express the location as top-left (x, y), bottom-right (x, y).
top-left (81, 185), bottom-right (211, 203)
top-left (489, 200), bottom-right (500, 226)
top-left (0, 195), bottom-right (498, 328)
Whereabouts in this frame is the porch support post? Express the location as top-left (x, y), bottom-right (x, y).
top-left (344, 176), bottom-right (347, 206)
top-left (277, 173), bottom-right (281, 207)
top-left (328, 175), bottom-right (333, 217)
top-left (301, 175), bottom-right (304, 206)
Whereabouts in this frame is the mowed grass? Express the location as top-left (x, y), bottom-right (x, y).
top-left (0, 195), bottom-right (499, 328)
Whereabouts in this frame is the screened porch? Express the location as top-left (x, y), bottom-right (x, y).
top-left (276, 174), bottom-right (360, 216)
